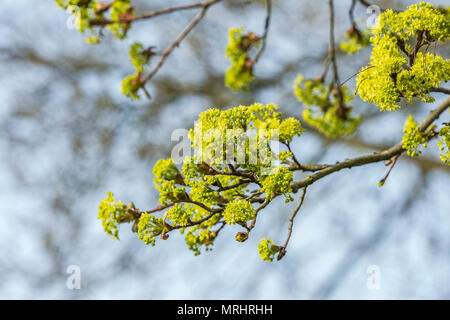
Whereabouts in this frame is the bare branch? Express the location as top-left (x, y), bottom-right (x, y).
top-left (328, 0), bottom-right (341, 87)
top-left (253, 0), bottom-right (272, 64)
top-left (246, 198), bottom-right (271, 232)
top-left (431, 87), bottom-right (450, 95)
top-left (349, 0), bottom-right (357, 26)
top-left (91, 0), bottom-right (219, 26)
top-left (141, 0), bottom-right (222, 88)
top-left (277, 186), bottom-right (307, 261)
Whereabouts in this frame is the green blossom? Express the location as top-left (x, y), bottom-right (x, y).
top-left (438, 126), bottom-right (450, 164)
top-left (97, 104), bottom-right (304, 256)
top-left (55, 0), bottom-right (134, 43)
top-left (223, 200), bottom-right (255, 225)
top-left (294, 75), bottom-right (361, 137)
top-left (356, 2), bottom-right (450, 111)
top-left (279, 118), bottom-right (304, 143)
top-left (97, 192), bottom-right (127, 240)
top-left (402, 114), bottom-right (428, 157)
top-left (185, 229), bottom-right (217, 256)
top-left (121, 73), bottom-right (142, 101)
top-left (137, 213), bottom-right (164, 246)
top-left (261, 166), bottom-right (293, 201)
top-left (166, 204), bottom-right (192, 226)
top-left (225, 27), bottom-right (260, 91)
top-left (190, 103), bottom-right (302, 172)
top-left (107, 0), bottom-right (134, 39)
top-left (340, 25), bottom-right (371, 54)
top-left (258, 238), bottom-right (280, 262)
top-left (294, 75), bottom-right (330, 108)
top-left (129, 42), bottom-right (146, 72)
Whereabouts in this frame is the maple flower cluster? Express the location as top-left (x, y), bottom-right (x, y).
top-left (98, 103), bottom-right (304, 258)
top-left (356, 3), bottom-right (450, 111)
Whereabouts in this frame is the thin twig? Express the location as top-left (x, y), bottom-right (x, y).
top-left (91, 0), bottom-right (218, 25)
top-left (340, 65), bottom-right (375, 87)
top-left (328, 0), bottom-right (345, 113)
top-left (285, 143), bottom-right (330, 172)
top-left (246, 198), bottom-right (270, 232)
top-left (141, 0), bottom-right (221, 88)
top-left (378, 153), bottom-right (400, 186)
top-left (277, 187), bottom-right (307, 261)
top-left (286, 142), bottom-right (301, 168)
top-left (349, 0), bottom-right (357, 26)
top-left (328, 0), bottom-right (341, 88)
top-left (253, 0), bottom-right (272, 63)
top-left (216, 179), bottom-right (251, 192)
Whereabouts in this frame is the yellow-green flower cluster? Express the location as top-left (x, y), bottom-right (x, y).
top-left (261, 166), bottom-right (293, 201)
top-left (153, 158), bottom-right (186, 205)
top-left (55, 0), bottom-right (134, 44)
top-left (223, 200), bottom-right (255, 225)
top-left (121, 42), bottom-right (155, 100)
top-left (107, 0), bottom-right (133, 39)
top-left (185, 228), bottom-right (218, 256)
top-left (98, 104), bottom-right (305, 256)
top-left (397, 53), bottom-right (450, 104)
top-left (278, 151), bottom-right (293, 162)
top-left (279, 118), bottom-right (304, 143)
top-left (402, 114), bottom-right (427, 157)
top-left (356, 2), bottom-right (450, 111)
top-left (97, 192), bottom-right (127, 239)
top-left (294, 75), bottom-right (329, 108)
top-left (151, 159), bottom-right (245, 254)
top-left (302, 106), bottom-right (361, 138)
top-left (190, 103), bottom-right (303, 171)
top-left (166, 204), bottom-right (192, 227)
top-left (438, 126), bottom-right (450, 164)
top-left (225, 27), bottom-right (260, 91)
top-left (258, 238), bottom-right (280, 262)
top-left (340, 25), bottom-right (371, 54)
top-left (121, 74), bottom-right (142, 101)
top-left (129, 42), bottom-right (148, 73)
top-left (137, 213), bottom-right (164, 246)
top-left (182, 212), bottom-right (221, 255)
top-left (294, 75), bottom-right (361, 137)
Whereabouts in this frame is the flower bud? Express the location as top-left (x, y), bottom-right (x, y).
top-left (235, 232), bottom-right (249, 242)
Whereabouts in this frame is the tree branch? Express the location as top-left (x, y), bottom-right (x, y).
top-left (431, 87), bottom-right (450, 95)
top-left (141, 0), bottom-right (222, 87)
top-left (291, 97), bottom-right (450, 192)
top-left (91, 0), bottom-right (219, 25)
top-left (328, 0), bottom-right (341, 87)
top-left (253, 0), bottom-right (272, 64)
top-left (277, 186), bottom-right (307, 261)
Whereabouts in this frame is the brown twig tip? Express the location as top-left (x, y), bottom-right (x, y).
top-left (378, 154), bottom-right (400, 187)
